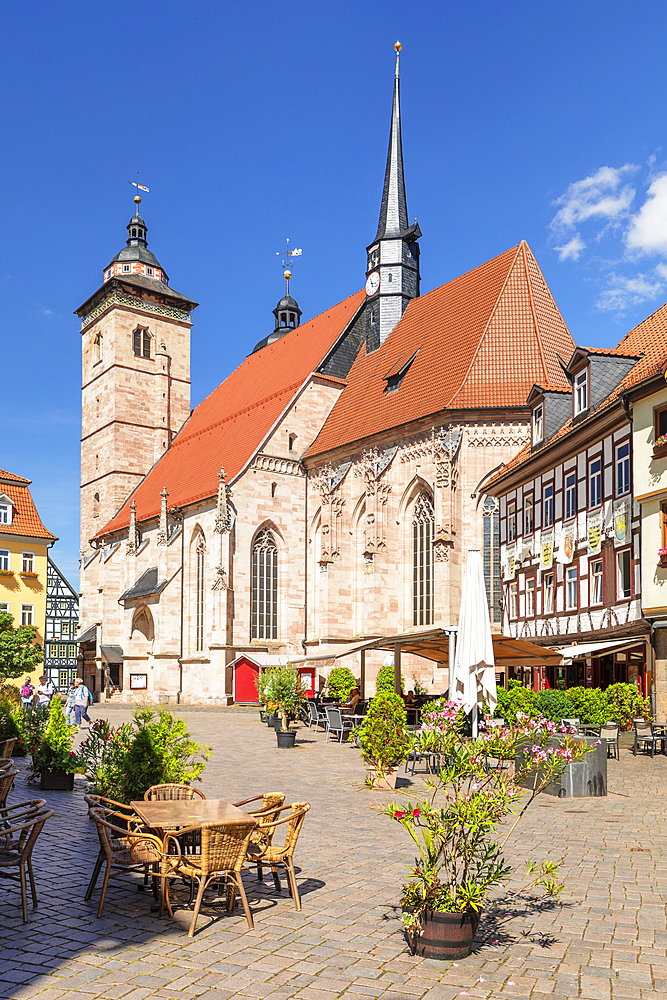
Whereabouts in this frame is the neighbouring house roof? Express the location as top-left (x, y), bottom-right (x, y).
top-left (485, 300), bottom-right (667, 491)
top-left (94, 289), bottom-right (366, 539)
top-left (118, 567), bottom-right (168, 602)
top-left (306, 241), bottom-right (575, 458)
top-left (0, 470), bottom-right (57, 542)
top-left (75, 625), bottom-right (97, 644)
top-left (100, 644), bottom-right (124, 664)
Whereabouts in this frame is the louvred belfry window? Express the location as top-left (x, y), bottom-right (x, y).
top-left (412, 492), bottom-right (434, 626)
top-left (252, 528), bottom-right (278, 639)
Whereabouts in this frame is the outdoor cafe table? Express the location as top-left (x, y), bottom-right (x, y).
top-left (130, 799), bottom-right (257, 915)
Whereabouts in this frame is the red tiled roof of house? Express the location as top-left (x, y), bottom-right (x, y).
top-left (307, 242), bottom-right (575, 458)
top-left (486, 300), bottom-right (667, 490)
top-left (0, 474), bottom-right (57, 541)
top-left (95, 290), bottom-right (366, 538)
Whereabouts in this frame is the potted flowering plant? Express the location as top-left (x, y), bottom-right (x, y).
top-left (659, 547), bottom-right (667, 568)
top-left (359, 692), bottom-right (412, 788)
top-left (653, 433), bottom-right (667, 459)
top-left (384, 706), bottom-right (591, 959)
top-left (29, 696), bottom-right (78, 790)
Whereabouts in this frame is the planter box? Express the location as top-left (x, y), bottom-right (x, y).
top-left (653, 442), bottom-right (667, 459)
top-left (659, 555), bottom-right (667, 569)
top-left (516, 735), bottom-right (607, 798)
top-left (366, 766), bottom-right (398, 789)
top-left (403, 906), bottom-right (480, 960)
top-left (40, 769), bottom-right (74, 791)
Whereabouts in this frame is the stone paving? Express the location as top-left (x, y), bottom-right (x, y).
top-left (1, 707), bottom-right (667, 1000)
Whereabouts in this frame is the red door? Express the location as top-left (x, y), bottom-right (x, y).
top-left (298, 667), bottom-right (315, 696)
top-left (234, 657), bottom-right (260, 702)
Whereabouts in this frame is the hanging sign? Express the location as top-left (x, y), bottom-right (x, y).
top-left (587, 509), bottom-right (603, 555)
top-left (504, 544), bottom-right (516, 579)
top-left (540, 530), bottom-right (554, 571)
top-left (557, 521), bottom-right (576, 564)
top-left (613, 498), bottom-right (630, 547)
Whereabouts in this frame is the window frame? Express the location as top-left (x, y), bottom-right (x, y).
top-left (0, 549), bottom-right (9, 571)
top-left (564, 470), bottom-right (577, 521)
top-left (532, 404), bottom-right (544, 445)
top-left (614, 439), bottom-right (631, 498)
top-left (543, 572), bottom-right (555, 616)
top-left (574, 367), bottom-right (589, 416)
top-left (588, 456), bottom-right (602, 510)
top-left (122, 263), bottom-right (131, 273)
top-left (507, 500), bottom-right (516, 543)
top-left (616, 546), bottom-right (632, 601)
top-left (565, 566), bottom-right (579, 611)
top-left (412, 492), bottom-right (435, 627)
top-left (590, 557), bottom-right (604, 606)
top-left (525, 575), bottom-right (536, 618)
top-left (542, 481), bottom-right (554, 528)
top-left (0, 501), bottom-right (13, 525)
top-left (0, 601), bottom-right (9, 615)
top-left (21, 552), bottom-right (35, 574)
top-left (654, 403), bottom-right (667, 443)
top-left (661, 500), bottom-right (667, 549)
top-left (508, 581), bottom-right (518, 620)
top-left (523, 494), bottom-right (534, 537)
top-left (251, 527), bottom-right (279, 640)
top-left (20, 604), bottom-right (34, 626)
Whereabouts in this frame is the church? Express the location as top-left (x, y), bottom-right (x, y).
top-left (76, 46), bottom-right (575, 704)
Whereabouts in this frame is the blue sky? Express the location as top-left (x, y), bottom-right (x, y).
top-left (3, 0), bottom-right (667, 586)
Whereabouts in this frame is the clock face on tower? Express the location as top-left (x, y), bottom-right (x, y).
top-left (366, 271), bottom-right (380, 296)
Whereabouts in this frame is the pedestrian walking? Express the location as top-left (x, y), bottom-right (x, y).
top-left (20, 677), bottom-right (35, 708)
top-left (73, 677), bottom-right (93, 727)
top-left (36, 674), bottom-right (56, 708)
top-left (64, 681), bottom-right (76, 726)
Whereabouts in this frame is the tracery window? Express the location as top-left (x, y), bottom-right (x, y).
top-left (252, 528), bottom-right (278, 639)
top-left (483, 496), bottom-right (501, 623)
top-left (412, 492), bottom-right (434, 626)
top-left (195, 535), bottom-right (205, 651)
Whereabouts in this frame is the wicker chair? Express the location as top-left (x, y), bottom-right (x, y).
top-left (244, 801), bottom-right (310, 909)
top-left (85, 808), bottom-right (167, 918)
top-left (233, 792), bottom-right (285, 881)
top-left (164, 818), bottom-right (257, 936)
top-left (144, 783), bottom-right (206, 801)
top-left (0, 807), bottom-right (53, 921)
top-left (84, 793), bottom-right (145, 827)
top-left (0, 738), bottom-right (16, 759)
top-left (0, 767), bottom-right (18, 815)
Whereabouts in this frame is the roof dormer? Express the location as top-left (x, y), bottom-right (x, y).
top-left (566, 346), bottom-right (641, 424)
top-left (526, 384), bottom-right (573, 449)
top-left (0, 494), bottom-right (13, 526)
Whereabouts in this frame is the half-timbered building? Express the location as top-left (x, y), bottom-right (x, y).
top-left (44, 558), bottom-right (79, 690)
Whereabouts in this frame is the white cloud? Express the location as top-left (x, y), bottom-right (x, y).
top-left (555, 234), bottom-right (586, 261)
top-left (625, 173), bottom-right (667, 256)
top-left (595, 272), bottom-right (663, 312)
top-left (41, 308), bottom-right (54, 316)
top-left (551, 164), bottom-right (638, 234)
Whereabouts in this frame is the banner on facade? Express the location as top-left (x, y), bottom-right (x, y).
top-left (540, 530), bottom-right (554, 571)
top-left (587, 509), bottom-right (603, 555)
top-left (557, 520), bottom-right (576, 564)
top-left (613, 498), bottom-right (630, 546)
top-left (504, 544), bottom-right (516, 580)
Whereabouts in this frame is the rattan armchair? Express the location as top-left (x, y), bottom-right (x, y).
top-left (234, 792), bottom-right (285, 882)
top-left (144, 783), bottom-right (206, 801)
top-left (0, 738), bottom-right (16, 759)
top-left (86, 808), bottom-right (171, 918)
top-left (164, 818), bottom-right (257, 936)
top-left (244, 801), bottom-right (310, 909)
top-left (0, 767), bottom-right (18, 814)
top-left (0, 806), bottom-right (53, 921)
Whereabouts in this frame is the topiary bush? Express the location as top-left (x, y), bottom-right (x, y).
top-left (376, 665), bottom-right (404, 695)
top-left (534, 689), bottom-right (575, 723)
top-left (327, 666), bottom-right (357, 701)
top-left (359, 692), bottom-right (411, 780)
top-left (495, 681), bottom-right (538, 724)
top-left (605, 683), bottom-right (651, 730)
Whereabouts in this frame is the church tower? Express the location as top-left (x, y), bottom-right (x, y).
top-left (365, 42), bottom-right (421, 351)
top-left (76, 196), bottom-right (198, 553)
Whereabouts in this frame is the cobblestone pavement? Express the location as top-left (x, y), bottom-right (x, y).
top-left (1, 707), bottom-right (667, 1000)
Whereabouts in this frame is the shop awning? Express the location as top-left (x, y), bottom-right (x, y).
top-left (290, 638), bottom-right (383, 666)
top-left (555, 638), bottom-right (647, 661)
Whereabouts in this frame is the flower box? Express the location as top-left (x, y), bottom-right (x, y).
top-left (0, 569), bottom-right (14, 578)
top-left (653, 442), bottom-right (667, 459)
top-left (20, 571), bottom-right (38, 580)
top-left (659, 553), bottom-right (667, 569)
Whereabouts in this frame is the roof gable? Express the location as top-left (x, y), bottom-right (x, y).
top-left (0, 477), bottom-right (57, 542)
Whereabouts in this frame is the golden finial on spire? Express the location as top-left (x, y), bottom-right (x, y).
top-left (395, 40), bottom-right (402, 76)
top-left (134, 195), bottom-right (142, 209)
top-left (276, 238), bottom-right (302, 296)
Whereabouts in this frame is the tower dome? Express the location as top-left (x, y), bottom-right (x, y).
top-left (251, 293), bottom-right (302, 354)
top-left (103, 196), bottom-right (169, 285)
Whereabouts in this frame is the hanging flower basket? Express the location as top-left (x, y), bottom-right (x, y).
top-left (0, 569), bottom-right (14, 577)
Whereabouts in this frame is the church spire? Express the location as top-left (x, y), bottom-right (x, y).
top-left (375, 41), bottom-right (409, 240)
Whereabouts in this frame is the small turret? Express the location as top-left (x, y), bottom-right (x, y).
top-left (251, 293), bottom-right (302, 354)
top-left (103, 195), bottom-right (169, 285)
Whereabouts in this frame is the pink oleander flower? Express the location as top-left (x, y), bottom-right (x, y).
top-left (394, 810), bottom-right (405, 819)
top-left (412, 808), bottom-right (420, 818)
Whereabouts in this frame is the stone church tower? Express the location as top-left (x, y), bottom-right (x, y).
top-left (76, 198), bottom-right (197, 552)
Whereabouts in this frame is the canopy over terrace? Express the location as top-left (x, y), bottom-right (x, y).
top-left (293, 629), bottom-right (562, 697)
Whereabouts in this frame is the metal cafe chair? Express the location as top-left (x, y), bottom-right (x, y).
top-left (307, 700), bottom-right (327, 731)
top-left (324, 706), bottom-right (356, 744)
top-left (633, 719), bottom-right (665, 758)
top-left (599, 722), bottom-right (620, 760)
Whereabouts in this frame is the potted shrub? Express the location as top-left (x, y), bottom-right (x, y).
top-left (327, 666), bottom-right (357, 702)
top-left (264, 666), bottom-right (307, 748)
top-left (359, 692), bottom-right (411, 787)
top-left (375, 664), bottom-right (405, 695)
top-left (385, 708), bottom-right (591, 959)
top-left (29, 696), bottom-right (77, 790)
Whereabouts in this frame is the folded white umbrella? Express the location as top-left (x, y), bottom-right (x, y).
top-left (453, 549), bottom-right (497, 725)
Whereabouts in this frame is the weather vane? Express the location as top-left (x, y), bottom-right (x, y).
top-left (128, 170), bottom-right (149, 212)
top-left (276, 238), bottom-right (302, 295)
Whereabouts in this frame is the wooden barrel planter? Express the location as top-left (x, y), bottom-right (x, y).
top-left (404, 907), bottom-right (480, 960)
top-left (40, 769), bottom-right (74, 791)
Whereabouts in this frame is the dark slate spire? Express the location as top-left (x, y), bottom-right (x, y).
top-left (106, 195), bottom-right (167, 280)
top-left (375, 42), bottom-right (409, 240)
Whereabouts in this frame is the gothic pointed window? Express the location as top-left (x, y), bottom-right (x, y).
top-left (412, 492), bottom-right (434, 626)
top-left (483, 497), bottom-right (501, 623)
top-left (195, 534), bottom-right (205, 651)
top-left (252, 528), bottom-right (278, 639)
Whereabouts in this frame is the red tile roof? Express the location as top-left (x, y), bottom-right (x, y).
top-left (486, 300), bottom-right (667, 489)
top-left (95, 290), bottom-right (365, 538)
top-left (0, 472), bottom-right (57, 542)
top-left (307, 242), bottom-right (574, 457)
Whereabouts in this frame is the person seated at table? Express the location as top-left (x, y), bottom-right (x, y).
top-left (404, 690), bottom-right (418, 708)
top-left (343, 688), bottom-right (361, 711)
